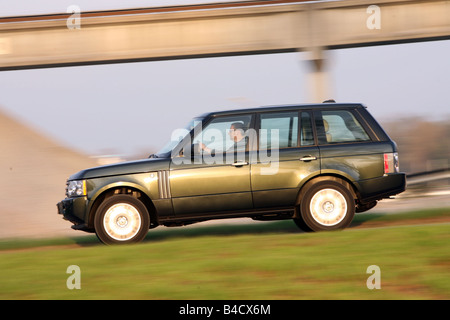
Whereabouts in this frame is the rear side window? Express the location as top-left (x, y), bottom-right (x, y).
top-left (314, 110), bottom-right (371, 144)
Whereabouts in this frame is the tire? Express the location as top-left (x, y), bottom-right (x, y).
top-left (293, 215), bottom-right (313, 232)
top-left (297, 180), bottom-right (355, 232)
top-left (94, 195), bottom-right (150, 245)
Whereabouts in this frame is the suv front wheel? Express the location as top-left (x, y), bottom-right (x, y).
top-left (296, 179), bottom-right (355, 232)
top-left (94, 195), bottom-right (150, 245)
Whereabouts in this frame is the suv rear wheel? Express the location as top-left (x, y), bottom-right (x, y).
top-left (295, 179), bottom-right (355, 232)
top-left (94, 195), bottom-right (150, 245)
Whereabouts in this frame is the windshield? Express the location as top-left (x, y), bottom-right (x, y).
top-left (155, 117), bottom-right (203, 156)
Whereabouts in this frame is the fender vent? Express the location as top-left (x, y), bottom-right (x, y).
top-left (158, 170), bottom-right (171, 199)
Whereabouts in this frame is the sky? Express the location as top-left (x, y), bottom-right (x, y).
top-left (0, 1), bottom-right (449, 157)
top-left (0, 0), bottom-right (244, 16)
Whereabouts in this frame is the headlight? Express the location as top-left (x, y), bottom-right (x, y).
top-left (66, 180), bottom-right (87, 197)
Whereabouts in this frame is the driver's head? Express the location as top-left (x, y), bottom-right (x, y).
top-left (229, 122), bottom-right (245, 142)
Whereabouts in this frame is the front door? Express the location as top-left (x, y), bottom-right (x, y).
top-left (170, 114), bottom-right (254, 217)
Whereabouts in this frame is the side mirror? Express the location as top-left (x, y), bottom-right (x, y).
top-left (178, 143), bottom-right (200, 159)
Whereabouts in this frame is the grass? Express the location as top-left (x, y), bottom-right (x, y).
top-left (0, 208), bottom-right (449, 299)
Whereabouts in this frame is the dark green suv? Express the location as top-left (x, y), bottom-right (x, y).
top-left (57, 103), bottom-right (406, 244)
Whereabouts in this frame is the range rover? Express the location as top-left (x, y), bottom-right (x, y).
top-left (57, 102), bottom-right (406, 244)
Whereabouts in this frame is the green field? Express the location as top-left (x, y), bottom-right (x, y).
top-left (0, 208), bottom-right (449, 300)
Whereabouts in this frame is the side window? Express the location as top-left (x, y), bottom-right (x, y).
top-left (300, 112), bottom-right (314, 146)
top-left (193, 115), bottom-right (252, 153)
top-left (314, 110), bottom-right (371, 144)
top-left (259, 112), bottom-right (298, 150)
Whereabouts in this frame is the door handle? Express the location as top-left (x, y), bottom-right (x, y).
top-left (232, 161), bottom-right (249, 167)
top-left (300, 156), bottom-right (317, 162)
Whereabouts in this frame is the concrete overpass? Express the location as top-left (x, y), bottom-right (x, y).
top-left (0, 0), bottom-right (449, 100)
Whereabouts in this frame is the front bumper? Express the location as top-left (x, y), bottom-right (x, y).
top-left (57, 197), bottom-right (88, 226)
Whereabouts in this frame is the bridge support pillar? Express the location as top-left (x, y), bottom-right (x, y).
top-left (303, 47), bottom-right (333, 103)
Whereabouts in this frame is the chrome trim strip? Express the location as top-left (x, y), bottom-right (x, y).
top-left (158, 170), bottom-right (171, 199)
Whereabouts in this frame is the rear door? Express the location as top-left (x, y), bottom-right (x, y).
top-left (251, 110), bottom-right (320, 208)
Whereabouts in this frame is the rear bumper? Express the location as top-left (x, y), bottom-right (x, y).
top-left (57, 197), bottom-right (88, 225)
top-left (357, 173), bottom-right (406, 203)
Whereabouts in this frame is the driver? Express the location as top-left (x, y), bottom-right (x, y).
top-left (200, 122), bottom-right (246, 153)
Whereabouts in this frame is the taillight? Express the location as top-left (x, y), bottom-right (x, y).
top-left (384, 152), bottom-right (399, 174)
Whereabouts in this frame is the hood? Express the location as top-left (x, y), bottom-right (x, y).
top-left (69, 157), bottom-right (170, 180)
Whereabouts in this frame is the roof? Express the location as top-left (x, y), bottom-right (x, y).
top-left (197, 102), bottom-right (365, 118)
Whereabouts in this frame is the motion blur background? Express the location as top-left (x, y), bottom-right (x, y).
top-left (0, 0), bottom-right (449, 239)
